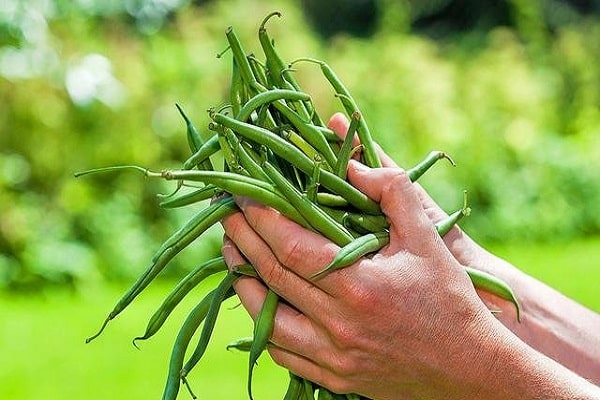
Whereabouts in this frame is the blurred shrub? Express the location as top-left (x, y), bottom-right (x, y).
top-left (1, 0), bottom-right (598, 290)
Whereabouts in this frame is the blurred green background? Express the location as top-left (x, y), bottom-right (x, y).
top-left (1, 0), bottom-right (599, 399)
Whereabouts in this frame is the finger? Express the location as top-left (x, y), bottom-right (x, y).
top-left (267, 345), bottom-right (350, 395)
top-left (221, 210), bottom-right (336, 318)
top-left (221, 236), bottom-right (326, 358)
top-left (327, 112), bottom-right (359, 146)
top-left (231, 197), bottom-right (347, 295)
top-left (346, 161), bottom-right (437, 252)
top-left (327, 113), bottom-right (398, 168)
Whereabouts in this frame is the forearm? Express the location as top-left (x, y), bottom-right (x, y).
top-left (442, 228), bottom-right (600, 383)
top-left (493, 268), bottom-right (600, 385)
top-left (472, 321), bottom-right (600, 400)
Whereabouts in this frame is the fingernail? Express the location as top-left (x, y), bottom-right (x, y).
top-left (235, 195), bottom-right (250, 210)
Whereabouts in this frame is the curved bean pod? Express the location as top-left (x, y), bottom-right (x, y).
top-left (406, 150), bottom-right (455, 182)
top-left (310, 231), bottom-right (390, 279)
top-left (181, 271), bottom-right (240, 378)
top-left (248, 289), bottom-right (279, 400)
top-left (85, 196), bottom-right (237, 343)
top-left (464, 266), bottom-right (521, 321)
top-left (132, 257), bottom-right (227, 347)
top-left (236, 89), bottom-right (311, 123)
top-left (161, 287), bottom-right (218, 400)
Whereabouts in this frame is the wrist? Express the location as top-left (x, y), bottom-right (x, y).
top-left (461, 317), bottom-right (600, 400)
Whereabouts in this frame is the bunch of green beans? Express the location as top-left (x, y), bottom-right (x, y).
top-left (77, 12), bottom-right (520, 400)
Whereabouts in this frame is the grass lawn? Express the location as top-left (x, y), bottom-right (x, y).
top-left (1, 238), bottom-right (598, 400)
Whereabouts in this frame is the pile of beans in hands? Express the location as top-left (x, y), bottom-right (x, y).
top-left (77, 12), bottom-right (520, 400)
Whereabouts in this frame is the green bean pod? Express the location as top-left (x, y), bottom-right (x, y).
top-left (151, 198), bottom-right (230, 263)
top-left (182, 135), bottom-right (221, 170)
top-left (225, 26), bottom-right (265, 94)
top-left (176, 103), bottom-right (214, 171)
top-left (270, 100), bottom-right (338, 169)
top-left (159, 185), bottom-right (221, 208)
top-left (248, 289), bottom-right (279, 400)
top-left (464, 266), bottom-right (521, 321)
top-left (334, 111), bottom-right (361, 179)
top-left (181, 271), bottom-right (240, 378)
top-left (159, 169), bottom-right (310, 228)
top-left (132, 257), bottom-right (227, 347)
top-left (211, 112), bottom-right (381, 215)
top-left (284, 373), bottom-right (304, 400)
top-left (85, 196), bottom-right (237, 343)
top-left (291, 58), bottom-right (381, 169)
top-left (226, 336), bottom-right (254, 352)
top-left (236, 89), bottom-right (311, 124)
top-left (262, 161), bottom-right (354, 247)
top-left (161, 286), bottom-right (234, 400)
top-left (406, 151), bottom-right (455, 182)
top-left (311, 231), bottom-right (390, 279)
top-left (435, 191), bottom-right (471, 237)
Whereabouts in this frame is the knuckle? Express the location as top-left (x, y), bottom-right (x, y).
top-left (278, 234), bottom-right (305, 267)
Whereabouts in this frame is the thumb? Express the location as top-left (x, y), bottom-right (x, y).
top-left (347, 160), bottom-right (436, 250)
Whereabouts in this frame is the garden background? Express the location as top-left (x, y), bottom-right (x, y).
top-left (1, 0), bottom-right (599, 399)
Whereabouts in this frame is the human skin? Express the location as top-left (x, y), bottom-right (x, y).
top-left (220, 114), bottom-right (600, 399)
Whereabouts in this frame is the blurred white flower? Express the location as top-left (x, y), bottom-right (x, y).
top-left (65, 53), bottom-right (126, 108)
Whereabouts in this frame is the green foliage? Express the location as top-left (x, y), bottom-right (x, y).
top-left (1, 0), bottom-right (599, 289)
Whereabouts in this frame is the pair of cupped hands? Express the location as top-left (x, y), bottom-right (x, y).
top-left (218, 113), bottom-right (566, 400)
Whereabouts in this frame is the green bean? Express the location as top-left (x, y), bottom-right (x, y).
top-left (248, 289), bottom-right (279, 400)
top-left (248, 53), bottom-right (270, 89)
top-left (406, 150), bottom-right (455, 182)
top-left (262, 160), bottom-right (354, 247)
top-left (182, 135), bottom-right (221, 170)
top-left (231, 263), bottom-right (260, 278)
top-left (161, 287), bottom-right (229, 400)
top-left (181, 271), bottom-right (239, 379)
top-left (334, 111), bottom-right (360, 179)
top-left (281, 130), bottom-right (329, 174)
top-left (159, 185), bottom-right (221, 208)
top-left (284, 373), bottom-right (304, 400)
top-left (211, 112), bottom-right (381, 215)
top-left (270, 100), bottom-right (338, 169)
top-left (306, 157), bottom-right (322, 202)
top-left (258, 12), bottom-right (317, 123)
top-left (343, 213), bottom-right (388, 234)
top-left (311, 231), bottom-right (389, 279)
top-left (175, 104), bottom-right (214, 171)
top-left (316, 192), bottom-right (349, 208)
top-left (151, 198), bottom-right (227, 263)
top-left (132, 257), bottom-right (227, 347)
top-left (210, 121), bottom-right (245, 174)
top-left (158, 168), bottom-right (310, 228)
top-left (225, 26), bottom-right (265, 94)
top-left (303, 379), bottom-right (316, 400)
top-left (435, 191), bottom-right (471, 237)
top-left (226, 336), bottom-right (254, 352)
top-left (224, 126), bottom-right (272, 182)
top-left (464, 266), bottom-right (521, 321)
top-left (236, 89), bottom-right (311, 124)
top-left (84, 196), bottom-right (237, 343)
top-left (229, 57), bottom-right (244, 116)
top-left (290, 58), bottom-right (381, 168)
top-left (317, 388), bottom-right (335, 400)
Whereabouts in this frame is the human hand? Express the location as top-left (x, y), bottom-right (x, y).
top-left (326, 112), bottom-right (523, 318)
top-left (221, 159), bottom-right (513, 399)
